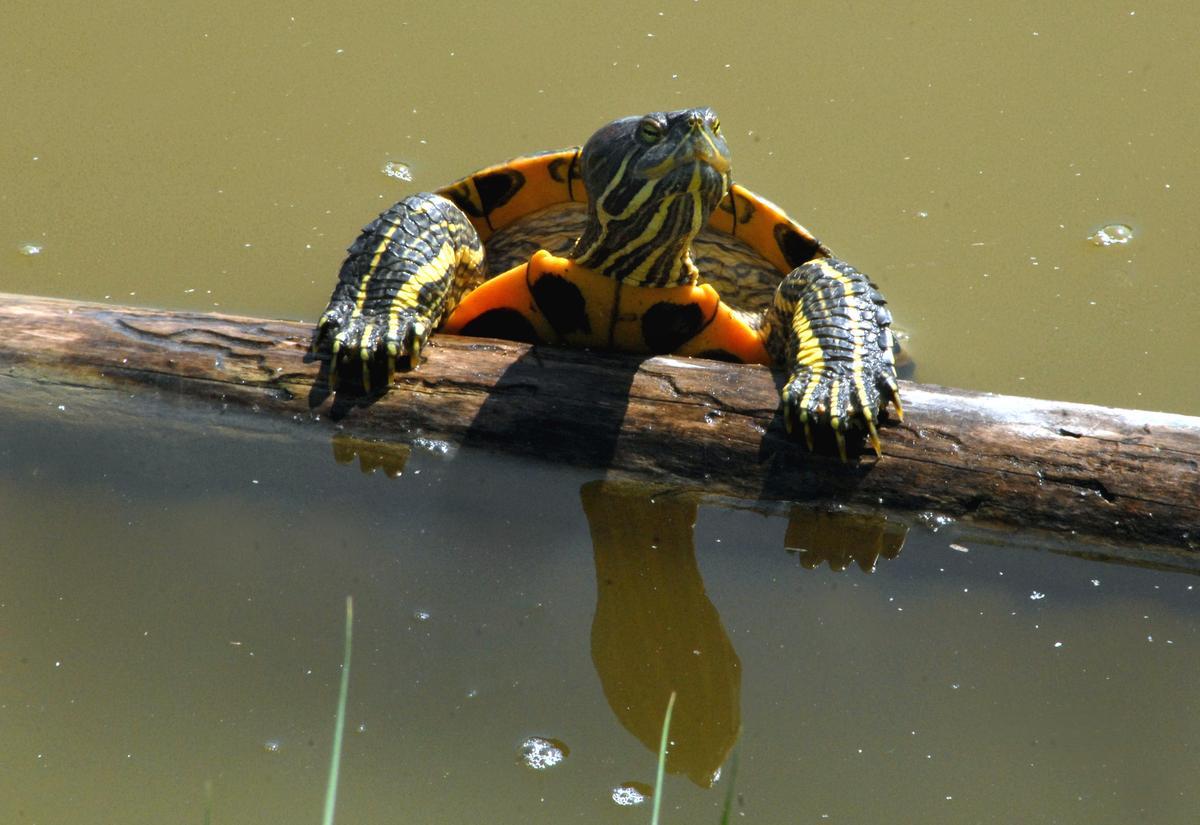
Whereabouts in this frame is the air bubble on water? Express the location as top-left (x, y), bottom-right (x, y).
top-left (383, 160), bottom-right (413, 181)
top-left (519, 736), bottom-right (568, 770)
top-left (1088, 223), bottom-right (1133, 246)
top-left (263, 739), bottom-right (282, 753)
top-left (19, 243), bottom-right (43, 256)
top-left (612, 783), bottom-right (651, 806)
top-left (916, 511), bottom-right (955, 532)
top-left (411, 436), bottom-right (452, 455)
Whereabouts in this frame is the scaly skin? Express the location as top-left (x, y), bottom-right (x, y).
top-left (313, 194), bottom-right (484, 391)
top-left (768, 257), bottom-right (903, 461)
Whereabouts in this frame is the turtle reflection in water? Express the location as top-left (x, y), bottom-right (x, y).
top-left (586, 480), bottom-right (904, 786)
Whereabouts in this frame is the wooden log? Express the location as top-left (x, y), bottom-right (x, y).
top-left (1, 292), bottom-right (1197, 553)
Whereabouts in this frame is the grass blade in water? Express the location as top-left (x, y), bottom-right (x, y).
top-left (719, 750), bottom-right (739, 825)
top-left (650, 691), bottom-right (677, 825)
top-left (322, 596), bottom-right (354, 825)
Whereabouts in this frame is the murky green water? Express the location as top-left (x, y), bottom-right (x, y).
top-left (2, 407), bottom-right (1198, 823)
top-left (2, 1), bottom-right (1199, 822)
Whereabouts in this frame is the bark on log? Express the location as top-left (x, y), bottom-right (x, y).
top-left (1, 292), bottom-right (1197, 553)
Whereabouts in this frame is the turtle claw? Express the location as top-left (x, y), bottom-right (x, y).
top-left (835, 430), bottom-right (848, 464)
top-left (361, 349), bottom-right (373, 393)
top-left (890, 387), bottom-right (905, 422)
top-left (385, 343), bottom-right (398, 385)
top-left (781, 366), bottom-right (897, 462)
top-left (329, 340), bottom-right (342, 382)
top-left (866, 419), bottom-right (883, 458)
top-left (315, 301), bottom-right (436, 393)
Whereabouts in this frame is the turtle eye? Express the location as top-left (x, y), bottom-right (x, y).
top-left (638, 117), bottom-right (664, 144)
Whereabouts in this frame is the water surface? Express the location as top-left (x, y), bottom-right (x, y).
top-left (1, 409), bottom-right (1197, 823)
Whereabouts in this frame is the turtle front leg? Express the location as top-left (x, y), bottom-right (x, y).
top-left (314, 193), bottom-right (485, 391)
top-left (768, 257), bottom-right (902, 460)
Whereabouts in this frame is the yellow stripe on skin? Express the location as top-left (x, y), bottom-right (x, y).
top-left (360, 321), bottom-right (374, 391)
top-left (697, 128), bottom-right (727, 172)
top-left (822, 263), bottom-right (871, 424)
top-left (386, 237), bottom-right (458, 337)
top-left (576, 159), bottom-right (710, 287)
top-left (622, 190), bottom-right (700, 286)
top-left (795, 276), bottom-right (829, 415)
top-left (351, 220), bottom-right (404, 317)
top-left (574, 156), bottom-right (666, 265)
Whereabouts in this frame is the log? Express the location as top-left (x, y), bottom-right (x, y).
top-left (1, 292), bottom-right (1197, 554)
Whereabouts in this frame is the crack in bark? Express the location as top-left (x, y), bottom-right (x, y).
top-left (116, 319), bottom-right (275, 351)
top-left (636, 365), bottom-right (773, 414)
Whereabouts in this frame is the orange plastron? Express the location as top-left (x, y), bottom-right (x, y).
top-left (441, 249), bottom-right (770, 364)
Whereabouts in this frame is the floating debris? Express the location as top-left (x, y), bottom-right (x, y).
top-left (18, 243), bottom-right (43, 256)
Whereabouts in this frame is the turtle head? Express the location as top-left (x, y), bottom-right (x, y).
top-left (572, 107), bottom-right (730, 287)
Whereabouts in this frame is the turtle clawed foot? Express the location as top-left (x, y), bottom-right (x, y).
top-left (314, 303), bottom-right (433, 394)
top-left (781, 366), bottom-right (901, 462)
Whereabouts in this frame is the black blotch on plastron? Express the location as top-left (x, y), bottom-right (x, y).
top-left (459, 308), bottom-right (542, 344)
top-left (474, 170), bottom-right (526, 216)
top-left (774, 223), bottom-right (823, 269)
top-left (531, 274), bottom-right (590, 337)
top-left (693, 348), bottom-right (743, 364)
top-left (641, 302), bottom-right (704, 354)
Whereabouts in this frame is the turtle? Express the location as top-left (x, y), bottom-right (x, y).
top-left (314, 107), bottom-right (902, 459)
